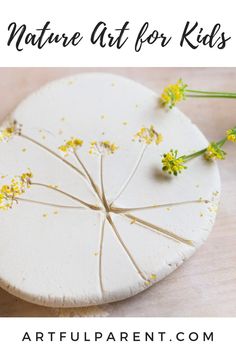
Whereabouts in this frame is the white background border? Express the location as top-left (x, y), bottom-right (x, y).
top-left (0, 1), bottom-right (235, 352)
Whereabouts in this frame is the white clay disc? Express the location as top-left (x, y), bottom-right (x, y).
top-left (0, 73), bottom-right (220, 307)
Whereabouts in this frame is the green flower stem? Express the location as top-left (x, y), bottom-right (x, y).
top-left (186, 89), bottom-right (236, 99)
top-left (186, 94), bottom-right (236, 99)
top-left (185, 89), bottom-right (236, 95)
top-left (181, 148), bottom-right (207, 162)
top-left (180, 137), bottom-right (227, 162)
top-left (217, 137), bottom-right (227, 147)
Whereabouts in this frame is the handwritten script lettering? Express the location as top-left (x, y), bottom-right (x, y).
top-left (6, 20), bottom-right (231, 52)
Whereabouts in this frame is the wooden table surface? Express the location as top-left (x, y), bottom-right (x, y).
top-left (0, 68), bottom-right (235, 317)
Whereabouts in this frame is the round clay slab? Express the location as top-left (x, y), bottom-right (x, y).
top-left (0, 73), bottom-right (220, 307)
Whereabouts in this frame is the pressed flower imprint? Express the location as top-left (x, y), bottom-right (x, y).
top-left (0, 119), bottom-right (213, 296)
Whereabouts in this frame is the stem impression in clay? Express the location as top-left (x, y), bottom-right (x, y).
top-left (0, 118), bottom-right (231, 295)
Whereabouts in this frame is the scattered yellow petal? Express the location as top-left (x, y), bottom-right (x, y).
top-left (208, 206), bottom-right (218, 213)
top-left (48, 184), bottom-right (59, 189)
top-left (130, 218), bottom-right (136, 224)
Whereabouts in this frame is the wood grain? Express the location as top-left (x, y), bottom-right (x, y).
top-left (0, 67), bottom-right (235, 317)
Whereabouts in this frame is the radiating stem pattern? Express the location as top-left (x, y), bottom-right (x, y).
top-left (98, 218), bottom-right (106, 295)
top-left (123, 212), bottom-right (193, 246)
top-left (100, 155), bottom-right (109, 210)
top-left (106, 214), bottom-right (147, 281)
top-left (16, 197), bottom-right (87, 210)
top-left (74, 151), bottom-right (103, 203)
top-left (110, 144), bottom-right (147, 205)
top-left (31, 182), bottom-right (100, 211)
top-left (20, 134), bottom-right (85, 177)
top-left (7, 126), bottom-right (204, 290)
top-left (111, 199), bottom-right (209, 213)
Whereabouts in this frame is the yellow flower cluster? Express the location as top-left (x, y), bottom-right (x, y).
top-left (204, 143), bottom-right (226, 161)
top-left (0, 171), bottom-right (33, 210)
top-left (89, 140), bottom-right (118, 155)
top-left (134, 125), bottom-right (163, 145)
top-left (161, 79), bottom-right (187, 109)
top-left (162, 150), bottom-right (187, 176)
top-left (59, 137), bottom-right (83, 155)
top-left (0, 121), bottom-right (19, 143)
top-left (226, 128), bottom-right (236, 142)
top-left (89, 141), bottom-right (98, 155)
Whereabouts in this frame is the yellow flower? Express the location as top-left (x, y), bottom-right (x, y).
top-left (20, 171), bottom-right (33, 187)
top-left (100, 141), bottom-right (118, 154)
top-left (89, 141), bottom-right (97, 155)
top-left (226, 127), bottom-right (236, 142)
top-left (59, 145), bottom-right (68, 153)
top-left (0, 171), bottom-right (33, 211)
top-left (59, 137), bottom-right (83, 155)
top-left (160, 79), bottom-right (187, 109)
top-left (204, 142), bottom-right (226, 161)
top-left (134, 125), bottom-right (163, 145)
top-left (162, 150), bottom-right (187, 176)
top-left (89, 140), bottom-right (118, 155)
top-left (0, 192), bottom-right (11, 210)
top-left (0, 121), bottom-right (19, 143)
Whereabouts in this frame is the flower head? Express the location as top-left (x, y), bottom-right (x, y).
top-left (59, 137), bottom-right (83, 156)
top-left (0, 193), bottom-right (11, 210)
top-left (204, 142), bottom-right (226, 161)
top-left (160, 79), bottom-right (187, 109)
top-left (226, 127), bottom-right (236, 142)
top-left (134, 125), bottom-right (163, 145)
top-left (89, 140), bottom-right (118, 155)
top-left (162, 149), bottom-right (187, 176)
top-left (0, 171), bottom-right (33, 210)
top-left (0, 120), bottom-right (20, 143)
top-left (20, 171), bottom-right (33, 187)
